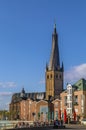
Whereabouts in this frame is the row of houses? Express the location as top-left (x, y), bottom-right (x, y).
top-left (9, 78), bottom-right (86, 122)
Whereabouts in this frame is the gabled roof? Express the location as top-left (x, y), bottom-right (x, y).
top-left (52, 98), bottom-right (61, 104)
top-left (73, 78), bottom-right (86, 91)
top-left (36, 100), bottom-right (48, 104)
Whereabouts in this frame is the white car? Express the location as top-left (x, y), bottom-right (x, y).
top-left (81, 118), bottom-right (86, 125)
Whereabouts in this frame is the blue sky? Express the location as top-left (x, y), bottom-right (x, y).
top-left (0, 0), bottom-right (86, 110)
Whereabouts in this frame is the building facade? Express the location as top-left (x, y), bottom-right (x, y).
top-left (10, 97), bottom-right (61, 121)
top-left (60, 78), bottom-right (86, 121)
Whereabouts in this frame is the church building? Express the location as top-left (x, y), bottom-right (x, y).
top-left (9, 24), bottom-right (64, 120)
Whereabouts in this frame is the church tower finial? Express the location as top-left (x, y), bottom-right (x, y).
top-left (54, 20), bottom-right (56, 33)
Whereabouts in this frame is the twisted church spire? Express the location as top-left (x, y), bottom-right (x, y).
top-left (48, 24), bottom-right (60, 70)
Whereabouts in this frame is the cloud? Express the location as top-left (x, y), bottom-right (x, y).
top-left (0, 82), bottom-right (16, 88)
top-left (0, 92), bottom-right (13, 96)
top-left (38, 80), bottom-right (45, 84)
top-left (38, 64), bottom-right (86, 87)
top-left (5, 102), bottom-right (10, 109)
top-left (6, 102), bottom-right (10, 106)
top-left (0, 94), bottom-right (12, 110)
top-left (0, 97), bottom-right (3, 101)
top-left (64, 63), bottom-right (86, 84)
top-left (0, 101), bottom-right (10, 110)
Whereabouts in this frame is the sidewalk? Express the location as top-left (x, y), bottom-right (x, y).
top-left (65, 124), bottom-right (86, 129)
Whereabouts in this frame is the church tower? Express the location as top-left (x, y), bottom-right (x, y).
top-left (46, 24), bottom-right (64, 100)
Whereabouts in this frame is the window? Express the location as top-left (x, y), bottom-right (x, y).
top-left (74, 95), bottom-right (78, 102)
top-left (69, 109), bottom-right (72, 114)
top-left (70, 96), bottom-right (72, 101)
top-left (64, 96), bottom-right (67, 106)
top-left (67, 103), bottom-right (72, 109)
top-left (47, 75), bottom-right (49, 79)
top-left (51, 74), bottom-right (52, 78)
top-left (70, 103), bottom-right (72, 108)
top-left (55, 103), bottom-right (58, 107)
top-left (70, 89), bottom-right (72, 94)
top-left (67, 89), bottom-right (72, 94)
top-left (56, 74), bottom-right (58, 79)
top-left (67, 103), bottom-right (69, 108)
top-left (74, 95), bottom-right (78, 105)
top-left (67, 96), bottom-right (70, 101)
top-left (59, 75), bottom-right (61, 79)
top-left (67, 95), bottom-right (72, 101)
top-left (55, 111), bottom-right (58, 119)
top-left (67, 89), bottom-right (70, 94)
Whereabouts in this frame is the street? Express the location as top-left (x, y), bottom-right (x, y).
top-left (6, 124), bottom-right (86, 130)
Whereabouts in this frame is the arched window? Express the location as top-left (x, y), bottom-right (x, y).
top-left (47, 75), bottom-right (49, 79)
top-left (60, 75), bottom-right (61, 79)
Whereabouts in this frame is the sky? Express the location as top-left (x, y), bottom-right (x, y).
top-left (0, 0), bottom-right (86, 110)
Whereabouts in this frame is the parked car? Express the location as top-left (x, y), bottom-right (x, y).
top-left (81, 118), bottom-right (86, 125)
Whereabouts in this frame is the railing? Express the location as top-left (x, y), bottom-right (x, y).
top-left (0, 120), bottom-right (34, 130)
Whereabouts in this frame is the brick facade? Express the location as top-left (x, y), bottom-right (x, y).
top-left (10, 98), bottom-right (61, 121)
top-left (60, 81), bottom-right (86, 121)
